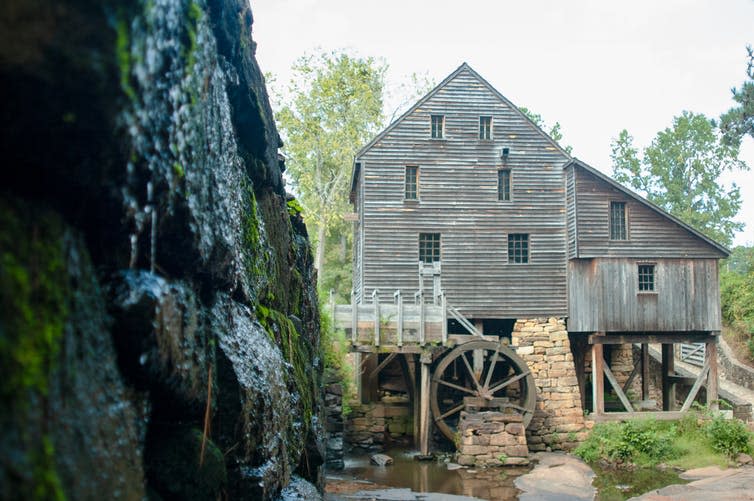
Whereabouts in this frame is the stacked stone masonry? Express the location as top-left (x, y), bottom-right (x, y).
top-left (324, 373), bottom-right (345, 470)
top-left (457, 411), bottom-right (530, 467)
top-left (511, 318), bottom-right (592, 451)
top-left (345, 403), bottom-right (412, 452)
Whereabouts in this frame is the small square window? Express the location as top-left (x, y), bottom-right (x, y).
top-left (508, 234), bottom-right (529, 264)
top-left (610, 201), bottom-right (627, 240)
top-left (431, 115), bottom-right (444, 139)
top-left (405, 166), bottom-right (418, 200)
top-left (479, 116), bottom-right (492, 140)
top-left (638, 264), bottom-right (655, 292)
top-left (419, 233), bottom-right (441, 263)
top-left (498, 169), bottom-right (511, 201)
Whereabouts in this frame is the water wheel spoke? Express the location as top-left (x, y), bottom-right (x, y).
top-left (459, 352), bottom-right (483, 393)
top-left (482, 344), bottom-right (502, 390)
top-left (434, 401), bottom-right (465, 422)
top-left (436, 377), bottom-right (476, 396)
top-left (488, 370), bottom-right (531, 395)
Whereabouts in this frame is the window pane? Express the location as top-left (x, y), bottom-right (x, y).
top-left (419, 233), bottom-right (441, 263)
top-left (638, 264), bottom-right (655, 291)
top-left (431, 115), bottom-right (444, 139)
top-left (405, 166), bottom-right (418, 199)
top-left (479, 116), bottom-right (492, 140)
top-left (507, 234), bottom-right (529, 263)
top-left (610, 202), bottom-right (627, 240)
top-left (498, 169), bottom-right (511, 201)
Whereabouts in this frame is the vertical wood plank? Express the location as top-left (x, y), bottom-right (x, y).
top-left (592, 342), bottom-right (604, 416)
top-left (662, 344), bottom-right (676, 411)
top-left (441, 291), bottom-right (447, 344)
top-left (707, 339), bottom-right (719, 411)
top-left (413, 354), bottom-right (420, 447)
top-left (373, 289), bottom-right (380, 347)
top-left (641, 343), bottom-right (649, 401)
top-left (419, 354), bottom-right (431, 456)
top-left (351, 289), bottom-right (357, 345)
top-left (395, 290), bottom-right (403, 347)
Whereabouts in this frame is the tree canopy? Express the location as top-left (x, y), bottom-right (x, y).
top-left (720, 46), bottom-right (754, 147)
top-left (611, 111), bottom-right (748, 247)
top-left (274, 52), bottom-right (386, 298)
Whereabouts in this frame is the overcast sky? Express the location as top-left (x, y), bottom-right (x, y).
top-left (250, 0), bottom-right (754, 247)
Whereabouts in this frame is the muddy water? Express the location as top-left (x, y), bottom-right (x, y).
top-left (326, 448), bottom-right (531, 500)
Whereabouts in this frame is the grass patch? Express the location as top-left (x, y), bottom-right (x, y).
top-left (574, 409), bottom-right (754, 469)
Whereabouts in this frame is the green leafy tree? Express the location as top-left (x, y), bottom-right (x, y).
top-left (520, 106), bottom-right (573, 154)
top-left (720, 46), bottom-right (754, 147)
top-left (274, 51), bottom-right (386, 297)
top-left (611, 111), bottom-right (748, 246)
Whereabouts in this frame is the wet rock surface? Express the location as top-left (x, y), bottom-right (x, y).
top-left (630, 466), bottom-right (754, 500)
top-left (0, 1), bottom-right (321, 499)
top-left (514, 452), bottom-right (596, 501)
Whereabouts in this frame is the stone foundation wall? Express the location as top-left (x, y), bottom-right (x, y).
top-left (512, 318), bottom-right (592, 451)
top-left (457, 411), bottom-right (529, 467)
top-left (324, 373), bottom-right (344, 470)
top-left (345, 403), bottom-right (412, 452)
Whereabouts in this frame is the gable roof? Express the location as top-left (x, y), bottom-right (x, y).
top-left (350, 62), bottom-right (572, 198)
top-left (564, 158), bottom-right (730, 257)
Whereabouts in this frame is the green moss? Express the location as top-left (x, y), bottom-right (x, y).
top-left (115, 15), bottom-right (136, 102)
top-left (183, 1), bottom-right (203, 71)
top-left (286, 199), bottom-right (303, 217)
top-left (0, 198), bottom-right (68, 401)
top-left (172, 161), bottom-right (185, 178)
top-left (0, 197), bottom-right (69, 500)
top-left (31, 436), bottom-right (65, 501)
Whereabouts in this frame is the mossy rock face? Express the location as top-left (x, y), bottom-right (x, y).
top-left (146, 426), bottom-right (226, 500)
top-left (0, 196), bottom-right (145, 500)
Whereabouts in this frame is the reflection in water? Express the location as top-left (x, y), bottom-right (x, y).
top-left (334, 449), bottom-right (531, 500)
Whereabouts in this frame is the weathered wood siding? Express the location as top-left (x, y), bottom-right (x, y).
top-left (352, 168), bottom-right (364, 303)
top-left (570, 165), bottom-right (725, 259)
top-left (566, 165), bottom-right (577, 259)
top-left (356, 66), bottom-right (570, 318)
top-left (567, 258), bottom-right (722, 332)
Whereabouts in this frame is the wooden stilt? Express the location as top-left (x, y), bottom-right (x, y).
top-left (707, 339), bottom-right (719, 411)
top-left (641, 343), bottom-right (649, 401)
top-left (662, 344), bottom-right (676, 411)
top-left (412, 354), bottom-right (420, 447)
top-left (592, 342), bottom-right (604, 416)
top-left (419, 352), bottom-right (432, 456)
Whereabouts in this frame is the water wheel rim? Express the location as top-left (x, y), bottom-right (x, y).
top-left (430, 339), bottom-right (536, 443)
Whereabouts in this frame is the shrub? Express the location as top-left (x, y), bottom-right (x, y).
top-left (703, 414), bottom-right (753, 458)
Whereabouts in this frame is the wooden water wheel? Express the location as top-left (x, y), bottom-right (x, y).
top-left (429, 339), bottom-right (536, 442)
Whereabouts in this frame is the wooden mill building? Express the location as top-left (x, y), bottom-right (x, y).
top-left (339, 63), bottom-right (729, 454)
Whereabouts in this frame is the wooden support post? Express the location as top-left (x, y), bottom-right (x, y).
top-left (592, 342), bottom-right (604, 416)
top-left (354, 352), bottom-right (362, 403)
top-left (351, 289), bottom-right (357, 345)
top-left (419, 352), bottom-right (432, 456)
top-left (473, 320), bottom-right (484, 380)
top-left (413, 354), bottom-right (420, 447)
top-left (707, 339), bottom-right (719, 411)
top-left (441, 291), bottom-right (447, 345)
top-left (662, 344), bottom-right (676, 411)
top-left (362, 353), bottom-right (379, 403)
top-left (372, 289), bottom-right (380, 347)
top-left (641, 343), bottom-right (649, 401)
top-left (418, 291), bottom-right (425, 346)
top-left (395, 290), bottom-right (403, 347)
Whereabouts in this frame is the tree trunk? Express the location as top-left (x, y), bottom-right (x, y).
top-left (315, 224), bottom-right (326, 279)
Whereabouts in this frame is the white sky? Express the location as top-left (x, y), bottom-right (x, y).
top-left (250, 0), bottom-right (754, 247)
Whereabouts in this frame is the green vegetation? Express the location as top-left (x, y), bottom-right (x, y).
top-left (320, 307), bottom-right (354, 415)
top-left (611, 111), bottom-right (749, 247)
top-left (519, 106), bottom-right (573, 155)
top-left (115, 15), bottom-right (136, 102)
top-left (574, 411), bottom-right (753, 469)
top-left (720, 246), bottom-right (754, 358)
top-left (720, 45), bottom-right (754, 147)
top-left (272, 51), bottom-right (386, 300)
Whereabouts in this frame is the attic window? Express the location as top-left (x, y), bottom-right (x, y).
top-left (638, 264), bottom-right (655, 292)
top-left (610, 201), bottom-right (627, 240)
top-left (431, 115), bottom-right (444, 139)
top-left (479, 116), bottom-right (492, 140)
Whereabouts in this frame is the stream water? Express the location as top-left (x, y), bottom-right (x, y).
top-left (325, 448), bottom-right (530, 500)
top-left (324, 448), bottom-right (689, 501)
